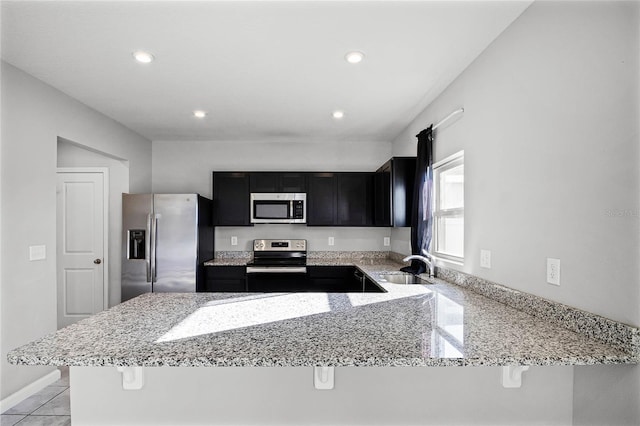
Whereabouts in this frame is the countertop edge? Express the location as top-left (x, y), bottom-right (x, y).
top-left (8, 355), bottom-right (636, 368)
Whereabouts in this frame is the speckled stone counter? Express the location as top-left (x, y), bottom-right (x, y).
top-left (204, 257), bottom-right (250, 266)
top-left (204, 251), bottom-right (251, 266)
top-left (8, 260), bottom-right (636, 368)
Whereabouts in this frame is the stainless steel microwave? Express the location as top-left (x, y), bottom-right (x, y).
top-left (250, 193), bottom-right (306, 224)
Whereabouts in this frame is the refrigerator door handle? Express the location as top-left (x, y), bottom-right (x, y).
top-left (145, 214), bottom-right (152, 282)
top-left (151, 214), bottom-right (159, 282)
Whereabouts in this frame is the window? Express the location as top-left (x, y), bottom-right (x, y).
top-left (433, 151), bottom-right (464, 262)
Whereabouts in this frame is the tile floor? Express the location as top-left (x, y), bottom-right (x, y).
top-left (1, 367), bottom-right (70, 426)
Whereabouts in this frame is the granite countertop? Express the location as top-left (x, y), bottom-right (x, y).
top-left (8, 260), bottom-right (636, 368)
top-left (204, 258), bottom-right (250, 266)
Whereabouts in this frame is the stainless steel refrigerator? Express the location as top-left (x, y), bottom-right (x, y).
top-left (121, 194), bottom-right (213, 302)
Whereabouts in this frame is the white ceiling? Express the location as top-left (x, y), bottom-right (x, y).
top-left (1, 1), bottom-right (532, 143)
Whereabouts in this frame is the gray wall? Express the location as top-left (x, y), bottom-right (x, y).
top-left (152, 139), bottom-right (391, 198)
top-left (0, 62), bottom-right (152, 399)
top-left (390, 1), bottom-right (639, 425)
top-left (392, 0), bottom-right (639, 326)
top-left (152, 139), bottom-right (393, 252)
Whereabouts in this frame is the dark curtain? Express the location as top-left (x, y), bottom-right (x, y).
top-left (401, 125), bottom-right (434, 275)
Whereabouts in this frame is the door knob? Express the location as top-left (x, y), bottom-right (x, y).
top-left (94, 259), bottom-right (102, 264)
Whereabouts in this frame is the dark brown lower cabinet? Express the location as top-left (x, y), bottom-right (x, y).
top-left (307, 266), bottom-right (384, 292)
top-left (204, 265), bottom-right (384, 293)
top-left (204, 266), bottom-right (247, 292)
top-left (307, 266), bottom-right (362, 292)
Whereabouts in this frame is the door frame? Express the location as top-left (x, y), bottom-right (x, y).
top-left (56, 167), bottom-right (110, 312)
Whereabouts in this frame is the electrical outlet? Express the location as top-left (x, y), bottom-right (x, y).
top-left (231, 236), bottom-right (238, 246)
top-left (383, 237), bottom-right (390, 246)
top-left (547, 258), bottom-right (560, 286)
top-left (328, 237), bottom-right (335, 246)
top-left (480, 249), bottom-right (491, 268)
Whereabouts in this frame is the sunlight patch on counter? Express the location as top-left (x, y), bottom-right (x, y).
top-left (347, 284), bottom-right (433, 307)
top-left (156, 293), bottom-right (331, 342)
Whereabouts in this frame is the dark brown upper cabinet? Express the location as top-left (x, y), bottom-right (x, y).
top-left (337, 173), bottom-right (374, 226)
top-left (307, 172), bottom-right (374, 226)
top-left (307, 173), bottom-right (337, 225)
top-left (249, 172), bottom-right (307, 193)
top-left (212, 172), bottom-right (251, 226)
top-left (374, 157), bottom-right (416, 227)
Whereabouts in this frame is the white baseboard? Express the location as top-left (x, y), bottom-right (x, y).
top-left (0, 369), bottom-right (62, 413)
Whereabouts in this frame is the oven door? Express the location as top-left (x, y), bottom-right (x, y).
top-left (246, 266), bottom-right (308, 292)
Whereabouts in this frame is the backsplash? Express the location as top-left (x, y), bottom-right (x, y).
top-left (307, 250), bottom-right (389, 260)
top-left (214, 225), bottom-right (392, 251)
top-left (214, 250), bottom-right (390, 261)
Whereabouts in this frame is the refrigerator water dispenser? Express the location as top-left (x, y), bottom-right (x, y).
top-left (128, 230), bottom-right (146, 260)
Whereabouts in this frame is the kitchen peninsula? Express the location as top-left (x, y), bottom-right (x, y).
top-left (8, 256), bottom-right (637, 425)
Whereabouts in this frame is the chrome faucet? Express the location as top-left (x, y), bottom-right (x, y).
top-left (403, 254), bottom-right (435, 277)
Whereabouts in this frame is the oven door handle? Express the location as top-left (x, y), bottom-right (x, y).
top-left (246, 266), bottom-right (307, 274)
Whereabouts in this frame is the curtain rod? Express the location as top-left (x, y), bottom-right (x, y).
top-left (433, 107), bottom-right (464, 130)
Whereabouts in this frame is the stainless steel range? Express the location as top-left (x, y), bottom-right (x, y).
top-left (246, 239), bottom-right (307, 291)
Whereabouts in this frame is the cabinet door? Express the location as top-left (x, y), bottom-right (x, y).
top-left (374, 161), bottom-right (392, 226)
top-left (250, 172), bottom-right (307, 192)
top-left (212, 172), bottom-right (251, 226)
top-left (391, 158), bottom-right (417, 227)
top-left (306, 266), bottom-right (361, 292)
top-left (373, 157), bottom-right (416, 227)
top-left (363, 276), bottom-right (384, 293)
top-left (337, 173), bottom-right (374, 226)
top-left (307, 173), bottom-right (337, 225)
top-left (204, 266), bottom-right (247, 292)
top-left (249, 173), bottom-right (280, 192)
top-left (279, 173), bottom-right (306, 192)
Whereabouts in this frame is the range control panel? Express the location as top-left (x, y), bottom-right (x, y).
top-left (253, 239), bottom-right (307, 252)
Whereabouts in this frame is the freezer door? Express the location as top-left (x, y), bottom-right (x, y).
top-left (153, 194), bottom-right (198, 293)
top-left (122, 193), bottom-right (153, 302)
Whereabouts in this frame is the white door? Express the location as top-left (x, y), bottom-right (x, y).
top-left (56, 169), bottom-right (108, 328)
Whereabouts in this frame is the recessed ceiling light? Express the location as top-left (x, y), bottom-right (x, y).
top-left (193, 110), bottom-right (207, 118)
top-left (332, 110), bottom-right (345, 119)
top-left (345, 51), bottom-right (365, 64)
top-left (132, 51), bottom-right (154, 64)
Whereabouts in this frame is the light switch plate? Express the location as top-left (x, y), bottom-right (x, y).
top-left (480, 249), bottom-right (491, 268)
top-left (231, 236), bottom-right (238, 246)
top-left (29, 245), bottom-right (46, 261)
top-left (383, 237), bottom-right (390, 246)
top-left (328, 237), bottom-right (335, 246)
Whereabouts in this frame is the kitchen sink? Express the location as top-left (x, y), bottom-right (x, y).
top-left (377, 272), bottom-right (433, 285)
